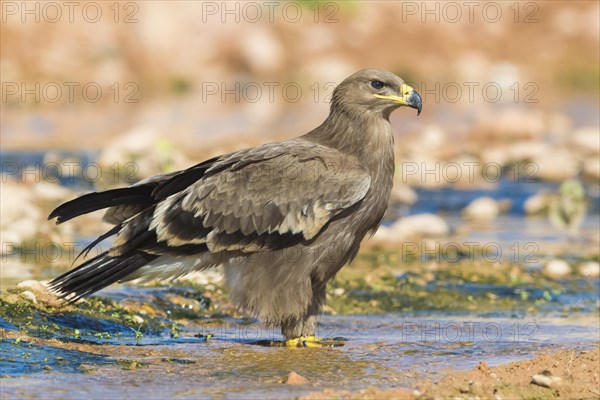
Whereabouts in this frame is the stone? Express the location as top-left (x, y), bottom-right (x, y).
top-left (463, 197), bottom-right (500, 221)
top-left (543, 259), bottom-right (571, 278)
top-left (285, 371), bottom-right (311, 385)
top-left (531, 374), bottom-right (561, 388)
top-left (532, 149), bottom-right (579, 182)
top-left (19, 290), bottom-right (37, 304)
top-left (571, 126), bottom-right (600, 155)
top-left (583, 157), bottom-right (600, 180)
top-left (0, 182), bottom-right (42, 244)
top-left (374, 213), bottom-right (450, 243)
top-left (579, 261), bottom-right (600, 277)
top-left (523, 191), bottom-right (552, 215)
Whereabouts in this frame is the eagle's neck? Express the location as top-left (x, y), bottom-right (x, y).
top-left (306, 106), bottom-right (395, 175)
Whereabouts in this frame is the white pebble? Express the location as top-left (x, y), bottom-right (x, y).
top-left (543, 259), bottom-right (571, 278)
top-left (20, 290), bottom-right (37, 304)
top-left (580, 261), bottom-right (600, 277)
top-left (531, 374), bottom-right (561, 388)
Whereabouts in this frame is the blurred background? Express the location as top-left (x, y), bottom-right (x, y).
top-left (1, 1), bottom-right (599, 285)
top-left (1, 2), bottom-right (599, 395)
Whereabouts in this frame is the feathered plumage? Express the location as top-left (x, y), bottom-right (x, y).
top-left (48, 69), bottom-right (422, 339)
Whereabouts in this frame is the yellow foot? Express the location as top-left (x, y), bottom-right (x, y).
top-left (253, 335), bottom-right (346, 348)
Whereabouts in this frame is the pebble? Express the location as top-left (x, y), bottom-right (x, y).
top-left (583, 156), bottom-right (600, 180)
top-left (285, 371), bottom-right (310, 385)
top-left (523, 192), bottom-right (552, 215)
top-left (17, 280), bottom-right (47, 292)
top-left (19, 290), bottom-right (38, 304)
top-left (571, 126), bottom-right (600, 155)
top-left (543, 259), bottom-right (571, 278)
top-left (463, 197), bottom-right (500, 221)
top-left (580, 261), bottom-right (600, 277)
top-left (374, 213), bottom-right (450, 243)
top-left (532, 149), bottom-right (579, 182)
top-left (0, 182), bottom-right (42, 244)
top-left (531, 374), bottom-right (561, 388)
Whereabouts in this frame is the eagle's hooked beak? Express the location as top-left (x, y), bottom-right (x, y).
top-left (373, 84), bottom-right (422, 115)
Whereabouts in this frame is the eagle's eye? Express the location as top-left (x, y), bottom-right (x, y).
top-left (370, 80), bottom-right (385, 90)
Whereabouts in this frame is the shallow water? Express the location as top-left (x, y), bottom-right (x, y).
top-left (1, 313), bottom-right (598, 399)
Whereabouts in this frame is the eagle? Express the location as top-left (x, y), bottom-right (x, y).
top-left (48, 69), bottom-right (422, 346)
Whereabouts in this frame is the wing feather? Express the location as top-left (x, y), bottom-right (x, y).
top-left (149, 141), bottom-right (370, 254)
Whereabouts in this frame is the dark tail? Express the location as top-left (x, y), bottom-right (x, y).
top-left (48, 158), bottom-right (221, 224)
top-left (48, 251), bottom-right (158, 303)
top-left (48, 187), bottom-right (156, 224)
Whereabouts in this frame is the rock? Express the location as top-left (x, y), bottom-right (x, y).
top-left (571, 126), bottom-right (600, 155)
top-left (391, 184), bottom-right (418, 205)
top-left (583, 156), bottom-right (600, 180)
top-left (523, 191), bottom-right (552, 215)
top-left (0, 181), bottom-right (42, 244)
top-left (17, 280), bottom-right (47, 292)
top-left (405, 214), bottom-right (451, 237)
top-left (531, 373), bottom-right (561, 388)
top-left (543, 259), bottom-right (571, 278)
top-left (19, 290), bottom-right (37, 304)
top-left (285, 371), bottom-right (311, 385)
top-left (532, 149), bottom-right (579, 182)
top-left (463, 197), bottom-right (500, 221)
top-left (16, 280), bottom-right (62, 307)
top-left (374, 214), bottom-right (450, 243)
top-left (579, 261), bottom-right (600, 277)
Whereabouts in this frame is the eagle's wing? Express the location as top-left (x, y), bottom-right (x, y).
top-left (113, 139), bottom-right (371, 256)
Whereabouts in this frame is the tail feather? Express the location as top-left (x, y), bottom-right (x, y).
top-left (48, 187), bottom-right (155, 224)
top-left (49, 251), bottom-right (158, 303)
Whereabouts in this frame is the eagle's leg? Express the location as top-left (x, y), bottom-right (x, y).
top-left (281, 314), bottom-right (317, 340)
top-left (280, 285), bottom-right (345, 348)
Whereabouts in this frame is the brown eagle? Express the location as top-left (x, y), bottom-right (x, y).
top-left (49, 69), bottom-right (422, 346)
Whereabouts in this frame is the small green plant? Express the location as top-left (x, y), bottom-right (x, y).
top-left (170, 322), bottom-right (181, 338)
top-left (131, 324), bottom-right (144, 345)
